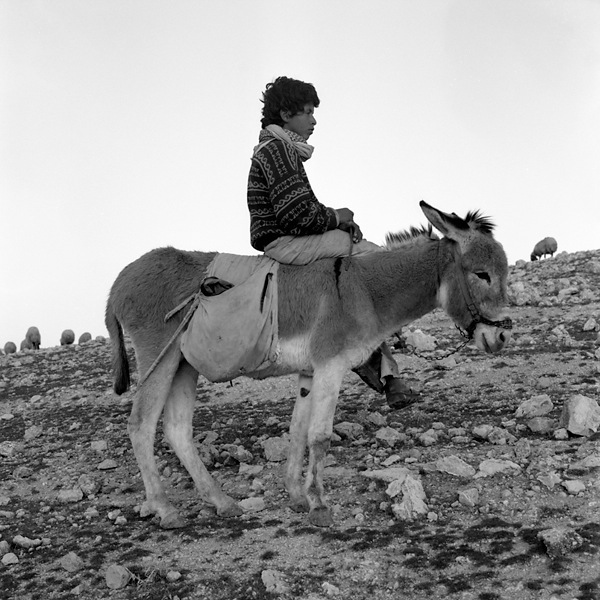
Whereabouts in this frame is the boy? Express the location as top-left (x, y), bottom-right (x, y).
top-left (247, 76), bottom-right (419, 409)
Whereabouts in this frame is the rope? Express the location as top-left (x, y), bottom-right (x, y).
top-left (137, 291), bottom-right (202, 387)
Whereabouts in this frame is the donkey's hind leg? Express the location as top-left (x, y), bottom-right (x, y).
top-left (128, 347), bottom-right (182, 529)
top-left (285, 374), bottom-right (313, 513)
top-left (163, 360), bottom-right (242, 520)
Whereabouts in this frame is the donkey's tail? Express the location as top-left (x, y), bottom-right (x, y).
top-left (105, 300), bottom-right (131, 395)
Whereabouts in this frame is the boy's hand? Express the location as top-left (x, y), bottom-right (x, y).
top-left (339, 221), bottom-right (363, 243)
top-left (335, 207), bottom-right (354, 224)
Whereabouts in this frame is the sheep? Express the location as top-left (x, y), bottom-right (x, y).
top-left (25, 326), bottom-right (41, 350)
top-left (3, 341), bottom-right (17, 354)
top-left (530, 237), bottom-right (557, 261)
top-left (78, 332), bottom-right (92, 345)
top-left (60, 329), bottom-right (75, 345)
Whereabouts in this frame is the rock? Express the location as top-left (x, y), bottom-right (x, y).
top-left (515, 395), bottom-right (554, 418)
top-left (60, 551), bottom-right (84, 572)
top-left (0, 540), bottom-right (10, 556)
top-left (472, 424), bottom-right (494, 440)
top-left (24, 425), bottom-right (43, 441)
top-left (487, 427), bottom-right (517, 445)
top-left (537, 472), bottom-right (562, 490)
top-left (538, 527), bottom-right (584, 559)
top-left (526, 417), bottom-right (556, 434)
top-left (261, 569), bottom-right (289, 594)
top-left (322, 581), bottom-right (341, 596)
top-left (458, 488), bottom-right (480, 507)
top-left (97, 459), bottom-right (118, 470)
top-left (390, 473), bottom-right (428, 520)
top-left (583, 317), bottom-right (598, 332)
top-left (361, 467), bottom-right (412, 484)
top-left (1, 553), bottom-right (18, 565)
top-left (513, 438), bottom-right (531, 461)
top-left (239, 463), bottom-right (263, 477)
top-left (105, 564), bottom-right (132, 589)
top-left (239, 497), bottom-right (266, 512)
top-left (78, 474), bottom-right (101, 496)
top-left (91, 440), bottom-right (108, 452)
top-left (12, 535), bottom-right (41, 549)
top-left (562, 480), bottom-right (586, 495)
top-left (57, 488), bottom-right (84, 503)
top-left (333, 421), bottom-right (364, 440)
top-left (221, 443), bottom-right (253, 463)
top-left (559, 395), bottom-right (600, 436)
top-left (375, 426), bottom-right (405, 447)
top-left (261, 436), bottom-right (289, 462)
top-left (474, 459), bottom-right (521, 478)
top-left (435, 455), bottom-right (476, 478)
top-left (166, 570), bottom-right (181, 582)
top-left (404, 329), bottom-right (437, 352)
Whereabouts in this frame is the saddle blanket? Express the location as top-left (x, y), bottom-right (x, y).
top-left (180, 253), bottom-right (280, 382)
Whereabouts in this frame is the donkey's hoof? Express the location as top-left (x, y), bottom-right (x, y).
top-left (308, 507), bottom-right (333, 528)
top-left (160, 512), bottom-right (187, 529)
top-left (217, 503), bottom-right (243, 518)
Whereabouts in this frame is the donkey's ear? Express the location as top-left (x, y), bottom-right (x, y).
top-left (420, 201), bottom-right (469, 241)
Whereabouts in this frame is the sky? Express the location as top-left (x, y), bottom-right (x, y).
top-left (1, 0), bottom-right (599, 350)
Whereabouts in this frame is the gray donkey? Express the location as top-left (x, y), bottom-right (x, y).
top-left (105, 201), bottom-right (512, 528)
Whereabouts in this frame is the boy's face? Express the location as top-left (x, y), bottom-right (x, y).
top-left (281, 103), bottom-right (317, 141)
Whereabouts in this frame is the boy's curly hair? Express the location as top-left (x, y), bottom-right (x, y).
top-left (260, 76), bottom-right (320, 128)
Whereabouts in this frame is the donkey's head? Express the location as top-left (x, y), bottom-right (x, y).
top-left (420, 201), bottom-right (512, 353)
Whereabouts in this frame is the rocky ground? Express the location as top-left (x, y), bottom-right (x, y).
top-left (1, 250), bottom-right (600, 600)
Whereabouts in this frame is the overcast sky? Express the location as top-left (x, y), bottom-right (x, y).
top-left (1, 0), bottom-right (599, 350)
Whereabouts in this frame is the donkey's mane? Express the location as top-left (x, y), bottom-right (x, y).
top-left (464, 210), bottom-right (496, 234)
top-left (385, 210), bottom-right (496, 249)
top-left (384, 224), bottom-right (439, 249)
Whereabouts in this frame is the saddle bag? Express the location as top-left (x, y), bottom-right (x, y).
top-left (180, 262), bottom-right (279, 382)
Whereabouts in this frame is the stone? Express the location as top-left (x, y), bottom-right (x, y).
top-left (538, 527), bottom-right (584, 559)
top-left (97, 459), bottom-right (118, 470)
top-left (375, 426), bottom-right (405, 447)
top-left (1, 553), bottom-right (18, 565)
top-left (361, 467), bottom-right (412, 484)
top-left (24, 425), bottom-right (43, 441)
top-left (562, 480), bottom-right (586, 495)
top-left (91, 440), bottom-right (108, 452)
top-left (527, 417), bottom-right (556, 434)
top-left (239, 497), bottom-right (266, 512)
top-left (12, 535), bottom-right (41, 549)
top-left (515, 395), bottom-right (554, 418)
top-left (390, 473), bottom-right (428, 520)
top-left (78, 474), bottom-right (101, 496)
top-left (333, 421), bottom-right (364, 440)
top-left (474, 459), bottom-right (521, 478)
top-left (57, 488), bottom-right (84, 503)
top-left (435, 455), bottom-right (476, 478)
top-left (537, 472), bottom-right (562, 490)
top-left (261, 436), bottom-right (289, 462)
top-left (262, 569), bottom-right (289, 594)
top-left (404, 329), bottom-right (437, 352)
top-left (105, 564), bottom-right (132, 589)
top-left (560, 395), bottom-right (600, 436)
top-left (60, 551), bottom-right (84, 572)
top-left (458, 488), bottom-right (479, 507)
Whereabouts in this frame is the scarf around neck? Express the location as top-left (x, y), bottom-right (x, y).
top-left (253, 124), bottom-right (314, 161)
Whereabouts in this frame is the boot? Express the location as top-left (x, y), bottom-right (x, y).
top-left (383, 376), bottom-right (420, 410)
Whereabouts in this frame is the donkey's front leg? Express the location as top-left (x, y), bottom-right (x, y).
top-left (285, 374), bottom-right (313, 513)
top-left (304, 363), bottom-right (345, 527)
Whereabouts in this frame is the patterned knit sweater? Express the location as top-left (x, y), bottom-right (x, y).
top-left (247, 132), bottom-right (338, 251)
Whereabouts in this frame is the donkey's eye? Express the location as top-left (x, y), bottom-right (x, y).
top-left (475, 272), bottom-right (491, 284)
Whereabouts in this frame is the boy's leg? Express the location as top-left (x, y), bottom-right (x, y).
top-left (264, 231), bottom-right (382, 265)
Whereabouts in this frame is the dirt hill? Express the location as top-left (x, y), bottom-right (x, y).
top-left (1, 250), bottom-right (599, 600)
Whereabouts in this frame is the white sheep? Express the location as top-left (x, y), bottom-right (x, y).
top-left (25, 326), bottom-right (41, 350)
top-left (60, 329), bottom-right (75, 345)
top-left (78, 332), bottom-right (92, 344)
top-left (530, 237), bottom-right (557, 261)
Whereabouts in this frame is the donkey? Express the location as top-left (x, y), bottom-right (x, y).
top-left (105, 201), bottom-right (512, 529)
